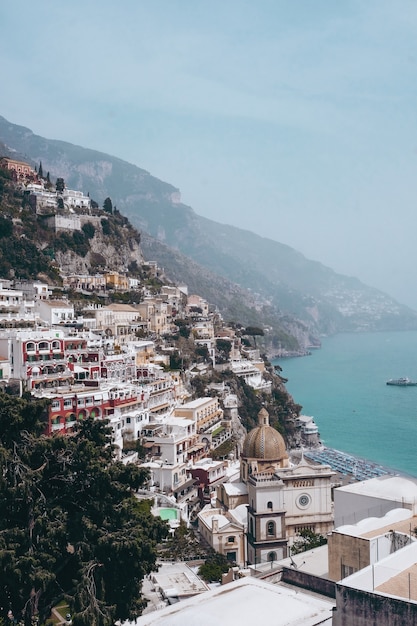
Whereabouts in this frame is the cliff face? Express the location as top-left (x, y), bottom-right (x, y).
top-left (0, 168), bottom-right (144, 286)
top-left (52, 237), bottom-right (143, 276)
top-left (53, 217), bottom-right (144, 276)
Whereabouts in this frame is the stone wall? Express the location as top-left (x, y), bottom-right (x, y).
top-left (281, 566), bottom-right (336, 598)
top-left (333, 585), bottom-right (417, 626)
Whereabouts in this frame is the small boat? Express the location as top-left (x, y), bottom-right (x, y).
top-left (386, 377), bottom-right (417, 387)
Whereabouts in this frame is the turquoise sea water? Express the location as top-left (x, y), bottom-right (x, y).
top-left (273, 331), bottom-right (417, 478)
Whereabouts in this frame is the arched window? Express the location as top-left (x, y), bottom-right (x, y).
top-left (267, 501), bottom-right (273, 510)
top-left (267, 521), bottom-right (275, 536)
top-left (268, 551), bottom-right (277, 562)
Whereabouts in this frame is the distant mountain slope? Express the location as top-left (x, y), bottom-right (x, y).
top-left (1, 114), bottom-right (416, 339)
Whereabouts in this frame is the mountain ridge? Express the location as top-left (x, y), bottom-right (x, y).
top-left (1, 114), bottom-right (416, 347)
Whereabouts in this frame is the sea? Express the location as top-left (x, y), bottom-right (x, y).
top-left (273, 330), bottom-right (417, 479)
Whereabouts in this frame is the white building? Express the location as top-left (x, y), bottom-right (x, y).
top-left (213, 408), bottom-right (335, 567)
top-left (35, 299), bottom-right (74, 325)
top-left (334, 475), bottom-right (417, 527)
top-left (198, 506), bottom-right (246, 566)
top-left (0, 283), bottom-right (36, 324)
top-left (128, 576), bottom-right (334, 626)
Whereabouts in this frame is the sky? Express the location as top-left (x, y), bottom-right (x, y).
top-left (1, 1), bottom-right (417, 308)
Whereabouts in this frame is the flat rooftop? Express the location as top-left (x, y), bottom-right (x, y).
top-left (376, 562), bottom-right (417, 601)
top-left (130, 576), bottom-right (334, 626)
top-left (335, 508), bottom-right (417, 539)
top-left (151, 562), bottom-right (209, 598)
top-left (336, 474), bottom-right (417, 501)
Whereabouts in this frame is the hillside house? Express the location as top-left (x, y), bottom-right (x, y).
top-left (105, 272), bottom-right (129, 291)
top-left (63, 274), bottom-right (106, 292)
top-left (1, 157), bottom-right (35, 179)
top-left (136, 299), bottom-right (171, 336)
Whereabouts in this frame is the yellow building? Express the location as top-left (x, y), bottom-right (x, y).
top-left (105, 272), bottom-right (129, 291)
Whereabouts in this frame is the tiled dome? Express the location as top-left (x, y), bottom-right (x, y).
top-left (242, 408), bottom-right (287, 461)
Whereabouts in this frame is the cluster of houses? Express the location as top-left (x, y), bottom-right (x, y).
top-left (133, 452), bottom-right (417, 625)
top-left (1, 156), bottom-right (91, 215)
top-left (0, 273), bottom-right (280, 526)
top-left (5, 158), bottom-right (417, 624)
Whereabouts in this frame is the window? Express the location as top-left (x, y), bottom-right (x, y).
top-left (268, 551), bottom-right (277, 562)
top-left (227, 536), bottom-right (235, 544)
top-left (267, 521), bottom-right (275, 536)
top-left (341, 564), bottom-right (356, 579)
top-left (297, 494), bottom-right (311, 509)
top-left (267, 501), bottom-right (273, 510)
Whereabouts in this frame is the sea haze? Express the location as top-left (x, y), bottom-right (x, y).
top-left (275, 331), bottom-right (417, 478)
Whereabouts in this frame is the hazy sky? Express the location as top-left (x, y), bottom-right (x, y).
top-left (1, 1), bottom-right (417, 307)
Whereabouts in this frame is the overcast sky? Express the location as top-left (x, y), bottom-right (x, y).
top-left (1, 1), bottom-right (417, 307)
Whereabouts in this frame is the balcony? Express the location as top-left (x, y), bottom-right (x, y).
top-left (26, 356), bottom-right (66, 366)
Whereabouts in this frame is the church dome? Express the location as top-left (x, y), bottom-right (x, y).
top-left (242, 408), bottom-right (287, 461)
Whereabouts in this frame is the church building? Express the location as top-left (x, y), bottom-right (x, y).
top-left (212, 407), bottom-right (335, 567)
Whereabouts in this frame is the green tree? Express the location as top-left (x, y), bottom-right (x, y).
top-left (242, 326), bottom-right (264, 348)
top-left (103, 197), bottom-right (113, 214)
top-left (101, 219), bottom-right (111, 236)
top-left (291, 529), bottom-right (327, 554)
top-left (56, 177), bottom-right (65, 193)
top-left (198, 552), bottom-right (232, 583)
top-left (0, 215), bottom-right (13, 238)
top-left (38, 161), bottom-right (43, 178)
top-left (216, 338), bottom-right (232, 363)
top-left (160, 521), bottom-right (204, 561)
top-left (0, 394), bottom-right (168, 626)
top-left (81, 222), bottom-right (95, 239)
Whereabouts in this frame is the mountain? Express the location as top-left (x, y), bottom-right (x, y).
top-left (1, 114), bottom-right (416, 346)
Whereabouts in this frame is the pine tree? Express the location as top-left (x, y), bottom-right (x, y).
top-left (103, 197), bottom-right (113, 214)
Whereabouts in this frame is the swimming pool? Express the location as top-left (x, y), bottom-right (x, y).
top-left (156, 507), bottom-right (179, 521)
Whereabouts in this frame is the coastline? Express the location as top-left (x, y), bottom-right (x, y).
top-left (297, 446), bottom-right (415, 485)
top-left (274, 331), bottom-right (417, 479)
